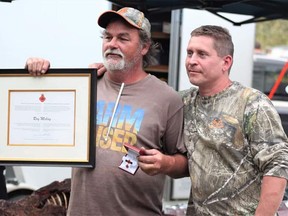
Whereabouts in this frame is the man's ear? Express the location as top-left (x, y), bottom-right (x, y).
top-left (141, 42), bottom-right (150, 56)
top-left (222, 55), bottom-right (233, 73)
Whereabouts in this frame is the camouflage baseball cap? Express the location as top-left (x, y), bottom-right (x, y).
top-left (98, 7), bottom-right (151, 38)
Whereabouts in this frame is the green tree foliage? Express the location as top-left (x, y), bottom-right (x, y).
top-left (256, 19), bottom-right (288, 50)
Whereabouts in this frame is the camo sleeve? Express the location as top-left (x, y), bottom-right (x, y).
top-left (244, 92), bottom-right (288, 179)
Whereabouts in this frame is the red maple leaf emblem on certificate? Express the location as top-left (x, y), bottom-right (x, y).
top-left (39, 94), bottom-right (46, 102)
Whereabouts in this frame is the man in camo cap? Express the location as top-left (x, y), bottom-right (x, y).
top-left (26, 6), bottom-right (189, 216)
top-left (67, 7), bottom-right (188, 216)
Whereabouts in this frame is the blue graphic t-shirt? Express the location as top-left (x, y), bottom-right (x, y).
top-left (68, 73), bottom-right (186, 216)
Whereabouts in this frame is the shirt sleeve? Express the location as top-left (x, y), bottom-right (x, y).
top-left (245, 92), bottom-right (288, 179)
top-left (162, 99), bottom-right (186, 155)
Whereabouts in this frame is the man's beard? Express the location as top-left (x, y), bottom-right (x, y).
top-left (103, 48), bottom-right (142, 72)
top-left (103, 49), bottom-right (126, 71)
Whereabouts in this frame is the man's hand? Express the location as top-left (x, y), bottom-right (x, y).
top-left (138, 148), bottom-right (166, 176)
top-left (138, 148), bottom-right (189, 178)
top-left (88, 63), bottom-right (107, 77)
top-left (25, 58), bottom-right (50, 76)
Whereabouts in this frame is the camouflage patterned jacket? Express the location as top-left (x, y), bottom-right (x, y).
top-left (179, 81), bottom-right (288, 215)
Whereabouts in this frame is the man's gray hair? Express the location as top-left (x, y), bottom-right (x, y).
top-left (139, 29), bottom-right (161, 68)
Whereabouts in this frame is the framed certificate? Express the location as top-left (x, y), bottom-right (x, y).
top-left (0, 69), bottom-right (96, 168)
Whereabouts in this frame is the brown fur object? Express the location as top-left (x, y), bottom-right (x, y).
top-left (0, 178), bottom-right (71, 216)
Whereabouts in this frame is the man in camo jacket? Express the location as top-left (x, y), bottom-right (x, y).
top-left (180, 25), bottom-right (288, 215)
